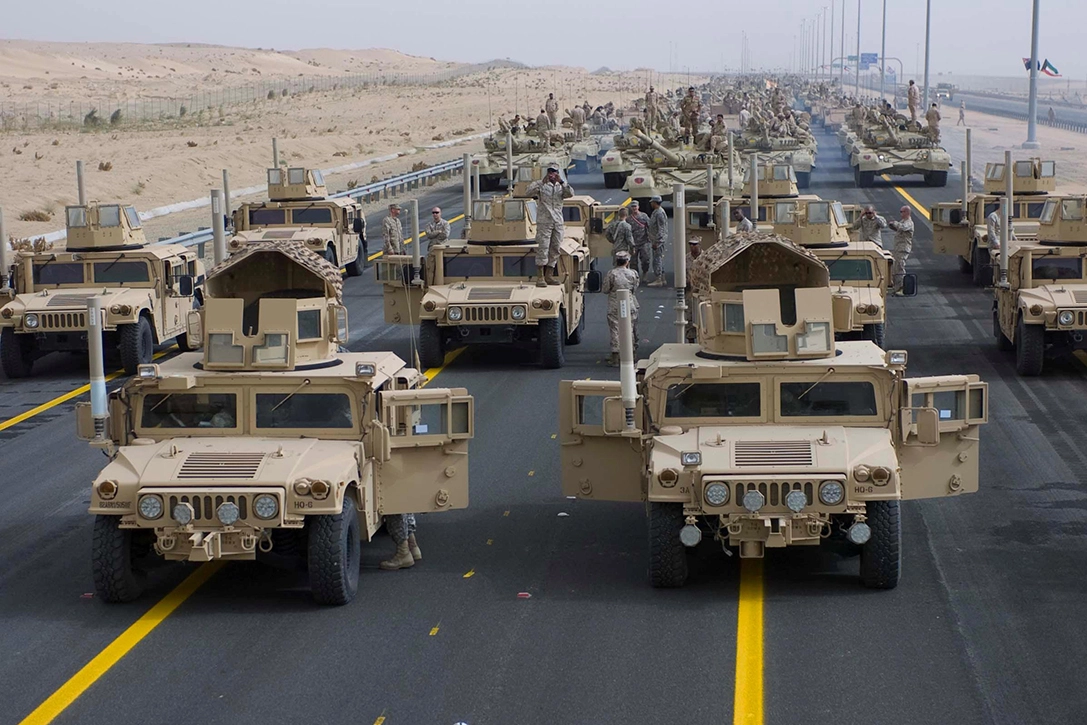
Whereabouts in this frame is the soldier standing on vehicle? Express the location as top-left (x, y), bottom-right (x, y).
top-left (987, 206), bottom-right (1015, 253)
top-left (907, 80), bottom-right (921, 122)
top-left (680, 87), bottom-right (701, 143)
top-left (603, 250), bottom-right (640, 366)
top-left (733, 207), bottom-right (755, 233)
top-left (569, 105), bottom-right (586, 140)
top-left (739, 105), bottom-right (752, 129)
top-left (352, 213), bottom-right (370, 268)
top-left (536, 109), bottom-right (551, 140)
top-left (606, 207), bottom-right (635, 257)
top-left (648, 196), bottom-right (669, 286)
top-left (545, 93), bottom-right (559, 129)
top-left (852, 205), bottom-right (888, 242)
top-left (526, 166), bottom-right (574, 287)
top-left (958, 100), bottom-right (966, 126)
top-left (380, 514), bottom-right (422, 570)
top-left (645, 86), bottom-right (658, 123)
top-left (628, 200), bottom-right (652, 279)
top-left (426, 207), bottom-right (450, 243)
top-left (383, 203), bottom-right (404, 255)
top-left (925, 103), bottom-right (942, 142)
top-left (887, 206), bottom-right (915, 295)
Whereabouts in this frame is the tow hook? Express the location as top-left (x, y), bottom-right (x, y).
top-left (679, 515), bottom-right (702, 547)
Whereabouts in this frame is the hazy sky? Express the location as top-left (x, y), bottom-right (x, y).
top-left (4, 0), bottom-right (1084, 80)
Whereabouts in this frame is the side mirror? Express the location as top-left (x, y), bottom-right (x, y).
top-left (185, 310), bottom-right (203, 347)
top-left (901, 273), bottom-right (919, 297)
top-left (178, 275), bottom-right (194, 297)
top-left (586, 269), bottom-right (603, 294)
top-left (590, 217), bottom-right (604, 234)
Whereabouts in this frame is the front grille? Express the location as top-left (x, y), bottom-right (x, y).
top-left (178, 452), bottom-right (266, 480)
top-left (464, 305), bottom-right (510, 322)
top-left (733, 480), bottom-right (815, 508)
top-left (1074, 291), bottom-right (1087, 304)
top-left (734, 440), bottom-right (814, 467)
top-left (39, 311), bottom-right (87, 330)
top-left (168, 492), bottom-right (250, 522)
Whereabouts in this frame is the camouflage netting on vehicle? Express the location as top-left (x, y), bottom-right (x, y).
top-left (207, 241), bottom-right (343, 301)
top-left (689, 232), bottom-right (827, 296)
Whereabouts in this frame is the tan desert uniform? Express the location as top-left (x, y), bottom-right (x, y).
top-left (852, 213), bottom-right (888, 243)
top-left (526, 177), bottom-right (574, 270)
top-left (607, 217), bottom-right (635, 256)
top-left (536, 112), bottom-right (551, 140)
top-left (645, 89), bottom-right (659, 122)
top-left (383, 213), bottom-right (404, 255)
top-left (735, 215), bottom-right (755, 233)
top-left (680, 93), bottom-right (701, 139)
top-left (925, 106), bottom-right (942, 142)
top-left (888, 216), bottom-right (915, 293)
top-left (907, 83), bottom-right (921, 121)
top-left (708, 118), bottom-right (729, 152)
top-left (569, 106), bottom-right (586, 140)
top-left (545, 96), bottom-right (559, 129)
top-left (986, 209), bottom-right (1015, 252)
top-left (602, 264), bottom-right (640, 353)
top-left (649, 204), bottom-right (669, 283)
top-left (628, 206), bottom-right (652, 277)
top-left (425, 217), bottom-right (451, 243)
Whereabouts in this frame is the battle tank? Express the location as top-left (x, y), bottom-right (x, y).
top-left (470, 133), bottom-right (570, 193)
top-left (623, 129), bottom-right (732, 207)
top-left (850, 113), bottom-right (951, 187)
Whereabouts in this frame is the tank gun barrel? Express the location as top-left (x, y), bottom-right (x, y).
top-left (629, 128), bottom-right (683, 166)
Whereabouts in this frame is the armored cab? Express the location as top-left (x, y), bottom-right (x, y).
top-left (993, 195), bottom-right (1087, 375)
top-left (78, 241), bottom-right (473, 605)
top-left (849, 113), bottom-right (951, 187)
top-left (377, 195), bottom-right (596, 369)
top-left (559, 232), bottom-right (987, 589)
top-left (230, 167), bottom-right (365, 277)
top-left (0, 201), bottom-right (203, 377)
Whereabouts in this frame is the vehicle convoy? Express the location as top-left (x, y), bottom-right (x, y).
top-left (992, 195), bottom-right (1087, 376)
top-left (731, 133), bottom-right (817, 189)
top-left (471, 134), bottom-right (570, 193)
top-left (560, 232), bottom-right (986, 589)
top-left (377, 194), bottom-right (605, 369)
top-left (80, 241), bottom-right (473, 605)
top-left (0, 201), bottom-right (203, 377)
top-left (930, 158), bottom-right (1058, 285)
top-left (624, 129), bottom-right (732, 206)
top-left (229, 167), bottom-right (365, 276)
top-left (848, 112), bottom-right (951, 188)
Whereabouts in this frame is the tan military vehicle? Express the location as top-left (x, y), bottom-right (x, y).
top-left (0, 201), bottom-right (203, 377)
top-left (849, 113), bottom-right (951, 187)
top-left (509, 150), bottom-right (573, 198)
top-left (229, 167), bottom-right (365, 276)
top-left (78, 241), bottom-right (473, 605)
top-left (377, 195), bottom-right (600, 370)
top-left (561, 232), bottom-right (986, 589)
top-left (624, 129), bottom-right (731, 206)
top-left (930, 159), bottom-right (1058, 285)
top-left (993, 195), bottom-right (1087, 375)
top-left (471, 134), bottom-right (569, 193)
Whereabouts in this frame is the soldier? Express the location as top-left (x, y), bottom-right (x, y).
top-left (907, 80), bottom-right (921, 122)
top-left (383, 203), bottom-right (404, 256)
top-left (733, 207), bottom-right (755, 233)
top-left (852, 205), bottom-right (888, 243)
top-left (648, 196), bottom-right (669, 286)
top-left (987, 206), bottom-right (1015, 253)
top-left (426, 206), bottom-right (450, 243)
top-left (685, 237), bottom-right (702, 342)
top-left (602, 250), bottom-right (640, 366)
top-left (606, 207), bottom-right (635, 257)
top-left (545, 93), bottom-right (559, 129)
top-left (680, 87), bottom-right (701, 143)
top-left (925, 102), bottom-right (942, 142)
top-left (535, 108), bottom-right (551, 140)
top-left (525, 166), bottom-right (574, 287)
top-left (569, 105), bottom-right (586, 140)
top-left (707, 114), bottom-right (729, 152)
top-left (958, 100), bottom-right (966, 126)
top-left (739, 105), bottom-right (752, 129)
top-left (628, 200), bottom-right (652, 279)
top-left (351, 213), bottom-right (370, 268)
top-left (511, 114), bottom-right (523, 135)
top-left (645, 85), bottom-right (659, 123)
top-left (887, 206), bottom-right (915, 295)
top-left (380, 514), bottom-right (422, 571)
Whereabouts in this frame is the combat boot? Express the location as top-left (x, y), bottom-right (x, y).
top-left (379, 541), bottom-right (415, 570)
top-left (547, 266), bottom-right (561, 285)
top-left (536, 270), bottom-right (548, 288)
top-left (408, 533), bottom-right (422, 562)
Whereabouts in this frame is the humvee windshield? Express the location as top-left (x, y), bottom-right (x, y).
top-left (93, 260), bottom-right (150, 284)
top-left (444, 256), bottom-right (494, 278)
top-left (779, 381), bottom-right (878, 417)
top-left (502, 255), bottom-right (537, 277)
top-left (255, 392), bottom-right (353, 429)
top-left (1014, 203), bottom-right (1047, 220)
top-left (33, 262), bottom-right (84, 286)
top-left (141, 393), bottom-right (238, 429)
top-left (825, 258), bottom-right (874, 281)
top-left (665, 382), bottom-right (762, 418)
top-left (1031, 256), bottom-right (1083, 280)
top-left (250, 209), bottom-right (287, 226)
top-left (292, 207), bottom-right (333, 225)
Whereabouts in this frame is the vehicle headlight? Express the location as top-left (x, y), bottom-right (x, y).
top-left (818, 480), bottom-right (845, 506)
top-left (785, 489), bottom-right (808, 513)
top-left (253, 494), bottom-right (279, 520)
top-left (853, 465), bottom-right (871, 483)
top-left (704, 483), bottom-right (729, 506)
top-left (96, 480), bottom-right (118, 500)
top-left (23, 313), bottom-right (39, 329)
top-left (1029, 304), bottom-right (1043, 316)
top-left (742, 490), bottom-right (765, 513)
top-left (138, 494), bottom-right (163, 520)
top-left (1059, 310), bottom-right (1075, 326)
top-left (217, 501), bottom-right (240, 526)
top-left (511, 305), bottom-right (527, 321)
top-left (447, 306), bottom-right (463, 322)
top-left (172, 502), bottom-right (194, 526)
top-left (680, 451), bottom-right (702, 467)
top-left (423, 300), bottom-right (436, 312)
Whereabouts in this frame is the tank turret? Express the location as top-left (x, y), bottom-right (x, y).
top-left (466, 196), bottom-right (538, 244)
top-left (267, 167), bottom-right (327, 202)
top-left (64, 202), bottom-right (148, 251)
top-left (193, 241), bottom-right (347, 370)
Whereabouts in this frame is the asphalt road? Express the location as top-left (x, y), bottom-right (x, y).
top-left (2, 135), bottom-right (1086, 725)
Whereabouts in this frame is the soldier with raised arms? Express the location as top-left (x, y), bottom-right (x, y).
top-left (526, 166), bottom-right (574, 287)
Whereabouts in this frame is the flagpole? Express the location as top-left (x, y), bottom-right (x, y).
top-left (1024, 0), bottom-right (1041, 148)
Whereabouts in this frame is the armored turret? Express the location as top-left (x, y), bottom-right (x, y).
top-left (983, 158), bottom-right (1057, 196)
top-left (267, 167), bottom-right (327, 202)
top-left (64, 201), bottom-right (148, 251)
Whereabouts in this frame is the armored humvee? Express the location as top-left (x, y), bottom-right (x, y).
top-left (561, 232), bottom-right (986, 589)
top-left (230, 167), bottom-right (365, 276)
top-left (930, 159), bottom-right (1058, 285)
top-left (79, 241), bottom-right (473, 605)
top-left (0, 201), bottom-right (203, 377)
top-left (993, 195), bottom-right (1087, 375)
top-left (377, 195), bottom-right (602, 370)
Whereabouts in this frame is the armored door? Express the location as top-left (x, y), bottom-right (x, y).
top-left (558, 381), bottom-right (645, 502)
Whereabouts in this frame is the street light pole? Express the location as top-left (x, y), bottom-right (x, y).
top-left (824, 7), bottom-right (830, 82)
top-left (880, 0), bottom-right (887, 101)
top-left (840, 0), bottom-right (845, 88)
top-left (830, 2), bottom-right (835, 84)
top-left (855, 0), bottom-right (862, 98)
top-left (922, 0), bottom-right (931, 108)
top-left (1024, 0), bottom-right (1041, 148)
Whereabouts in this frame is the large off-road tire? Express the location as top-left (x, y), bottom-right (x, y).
top-left (994, 309), bottom-right (1014, 351)
top-left (538, 316), bottom-right (565, 369)
top-left (795, 171), bottom-right (811, 189)
top-left (118, 315), bottom-right (154, 375)
top-left (566, 302), bottom-right (585, 346)
top-left (970, 244), bottom-right (987, 286)
top-left (925, 170), bottom-right (948, 187)
top-left (323, 246), bottom-right (337, 267)
top-left (859, 500), bottom-right (901, 590)
top-left (603, 172), bottom-right (622, 189)
top-left (92, 515), bottom-right (146, 603)
top-left (862, 322), bottom-right (886, 348)
top-left (856, 170), bottom-right (875, 188)
top-left (648, 502), bottom-right (688, 588)
top-left (1, 327), bottom-right (36, 378)
top-left (418, 320), bottom-right (445, 370)
top-left (307, 495), bottom-right (361, 606)
top-left (1015, 315), bottom-right (1045, 376)
top-left (344, 252), bottom-right (364, 277)
top-left (958, 253), bottom-right (973, 274)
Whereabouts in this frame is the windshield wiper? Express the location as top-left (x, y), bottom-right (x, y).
top-left (97, 253), bottom-right (126, 276)
top-left (271, 379), bottom-right (311, 412)
top-left (797, 368), bottom-right (835, 400)
top-left (149, 394), bottom-right (173, 412)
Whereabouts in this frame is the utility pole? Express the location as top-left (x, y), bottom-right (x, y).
top-left (1024, 0), bottom-right (1041, 148)
top-left (830, 2), bottom-right (835, 83)
top-left (855, 0), bottom-right (862, 98)
top-left (823, 6), bottom-right (830, 81)
top-left (880, 0), bottom-right (888, 100)
top-left (840, 0), bottom-right (845, 87)
top-left (922, 0), bottom-right (932, 108)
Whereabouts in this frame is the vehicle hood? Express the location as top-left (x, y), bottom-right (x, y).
top-left (234, 227), bottom-right (336, 244)
top-left (1023, 284), bottom-right (1087, 308)
top-left (427, 282), bottom-right (565, 306)
top-left (13, 288), bottom-right (149, 314)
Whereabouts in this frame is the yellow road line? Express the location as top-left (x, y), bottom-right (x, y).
top-left (0, 346), bottom-right (175, 433)
top-left (17, 349), bottom-right (462, 724)
top-left (18, 562), bottom-right (225, 725)
top-left (366, 213), bottom-right (466, 262)
top-left (733, 559), bottom-right (764, 725)
top-left (882, 175), bottom-right (931, 221)
top-left (603, 197), bottom-right (633, 225)
top-left (429, 624), bottom-right (441, 636)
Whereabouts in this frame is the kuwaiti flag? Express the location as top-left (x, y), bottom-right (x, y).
top-left (1023, 58), bottom-right (1062, 76)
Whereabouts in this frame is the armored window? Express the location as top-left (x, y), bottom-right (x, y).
top-left (140, 393), bottom-right (237, 429)
top-left (250, 208), bottom-right (286, 226)
top-left (1040, 161), bottom-right (1056, 178)
top-left (93, 261), bottom-right (150, 284)
top-left (1014, 160), bottom-right (1033, 178)
top-left (505, 202), bottom-right (526, 222)
top-left (267, 169), bottom-right (283, 185)
top-left (807, 202), bottom-right (831, 224)
top-left (287, 168), bottom-right (306, 185)
top-left (124, 206), bottom-right (142, 229)
top-left (99, 205), bottom-right (122, 228)
top-left (1031, 256), bottom-right (1082, 280)
top-left (561, 205), bottom-right (581, 222)
top-left (33, 263), bottom-right (84, 286)
top-left (516, 167), bottom-right (534, 181)
top-left (256, 392), bottom-right (353, 429)
top-left (721, 303), bottom-right (745, 333)
top-left (1040, 200), bottom-right (1058, 224)
top-left (826, 258), bottom-right (874, 281)
top-left (525, 200), bottom-right (537, 223)
top-left (986, 164), bottom-right (1005, 181)
top-left (780, 381), bottom-right (878, 417)
top-left (389, 402), bottom-right (449, 436)
top-left (665, 382), bottom-right (761, 418)
top-left (472, 201), bottom-right (492, 221)
top-left (1025, 203), bottom-right (1046, 219)
top-left (502, 255), bottom-right (538, 277)
top-left (312, 170), bottom-right (325, 186)
top-left (208, 333), bottom-right (244, 364)
top-left (1061, 199), bottom-right (1083, 221)
top-left (66, 206), bottom-right (88, 228)
top-left (832, 202), bottom-right (847, 226)
top-left (297, 309), bottom-right (322, 340)
top-left (774, 203), bottom-right (795, 224)
top-left (253, 333), bottom-right (289, 365)
top-left (796, 321), bottom-right (832, 354)
top-left (443, 256), bottom-right (494, 278)
top-left (291, 207), bottom-right (333, 225)
top-left (751, 324), bottom-right (788, 354)
top-left (932, 390), bottom-right (965, 420)
top-left (772, 165), bottom-right (792, 181)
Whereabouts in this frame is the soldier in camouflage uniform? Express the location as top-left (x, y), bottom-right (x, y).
top-left (648, 196), bottom-right (669, 286)
top-left (426, 207), bottom-right (451, 243)
top-left (627, 200), bottom-right (652, 278)
top-left (526, 167), bottom-right (574, 286)
top-left (383, 204), bottom-right (404, 255)
top-left (545, 93), bottom-right (559, 129)
top-left (603, 250), bottom-right (640, 366)
top-left (680, 87), bottom-right (701, 144)
top-left (380, 513), bottom-right (421, 570)
top-left (606, 207), bottom-right (635, 257)
top-left (852, 206), bottom-right (888, 243)
top-left (887, 206), bottom-right (915, 295)
top-left (645, 86), bottom-right (659, 124)
top-left (536, 109), bottom-right (551, 140)
top-left (569, 106), bottom-right (586, 140)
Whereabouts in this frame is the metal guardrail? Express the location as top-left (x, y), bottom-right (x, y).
top-left (160, 158), bottom-right (465, 252)
top-left (964, 104), bottom-right (1087, 136)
